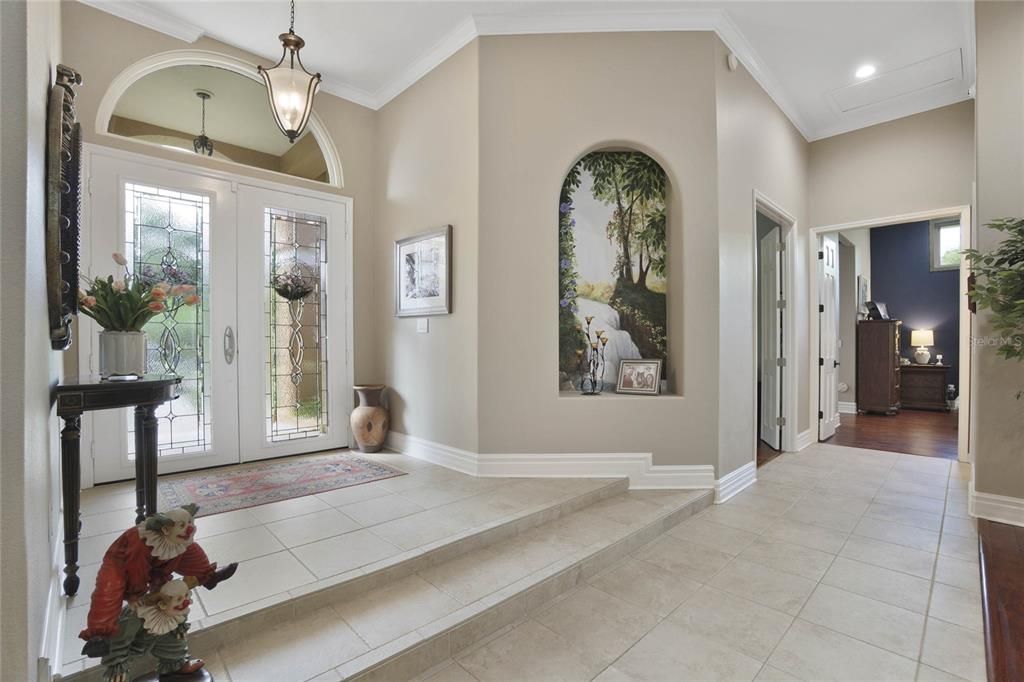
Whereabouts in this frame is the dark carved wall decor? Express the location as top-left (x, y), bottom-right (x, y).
top-left (46, 64), bottom-right (84, 350)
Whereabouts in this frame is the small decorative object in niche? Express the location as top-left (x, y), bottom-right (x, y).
top-left (857, 275), bottom-right (870, 320)
top-left (46, 64), bottom-right (84, 350)
top-left (577, 316), bottom-right (608, 395)
top-left (616, 359), bottom-right (663, 395)
top-left (80, 253), bottom-right (200, 379)
top-left (558, 150), bottom-right (668, 389)
top-left (395, 225), bottom-right (452, 317)
top-left (351, 385), bottom-right (389, 452)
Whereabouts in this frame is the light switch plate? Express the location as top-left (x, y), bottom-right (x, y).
top-left (416, 318), bottom-right (429, 333)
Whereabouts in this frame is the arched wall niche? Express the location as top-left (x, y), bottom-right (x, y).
top-left (95, 49), bottom-right (344, 187)
top-left (557, 145), bottom-right (672, 392)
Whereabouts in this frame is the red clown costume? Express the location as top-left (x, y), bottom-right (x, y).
top-left (79, 517), bottom-right (219, 639)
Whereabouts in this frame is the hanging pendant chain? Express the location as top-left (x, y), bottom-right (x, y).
top-left (289, 0), bottom-right (296, 33)
top-left (200, 98), bottom-right (206, 135)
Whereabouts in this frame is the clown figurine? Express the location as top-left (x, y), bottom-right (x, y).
top-left (79, 504), bottom-right (237, 681)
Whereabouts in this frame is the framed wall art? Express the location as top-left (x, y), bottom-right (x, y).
top-left (395, 225), bottom-right (452, 317)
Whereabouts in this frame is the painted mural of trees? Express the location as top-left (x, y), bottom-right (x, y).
top-left (558, 150), bottom-right (669, 384)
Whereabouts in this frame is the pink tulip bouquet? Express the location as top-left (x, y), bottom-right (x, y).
top-left (79, 252), bottom-right (200, 332)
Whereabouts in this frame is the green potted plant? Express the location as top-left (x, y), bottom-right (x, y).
top-left (79, 252), bottom-right (199, 379)
top-left (964, 217), bottom-right (1024, 399)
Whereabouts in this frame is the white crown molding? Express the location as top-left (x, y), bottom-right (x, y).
top-left (386, 431), bottom-right (716, 490)
top-left (370, 8), bottom-right (813, 139)
top-left (715, 461), bottom-right (756, 503)
top-left (84, 2), bottom-right (812, 137)
top-left (78, 0), bottom-right (204, 43)
top-left (371, 16), bottom-right (479, 109)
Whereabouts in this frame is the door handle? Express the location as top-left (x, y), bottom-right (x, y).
top-left (224, 326), bottom-right (235, 365)
top-left (834, 360), bottom-right (840, 368)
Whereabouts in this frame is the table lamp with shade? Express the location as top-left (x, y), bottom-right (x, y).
top-left (911, 329), bottom-right (935, 364)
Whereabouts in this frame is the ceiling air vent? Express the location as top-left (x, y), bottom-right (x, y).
top-left (827, 49), bottom-right (964, 114)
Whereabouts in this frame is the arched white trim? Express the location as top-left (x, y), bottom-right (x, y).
top-left (95, 49), bottom-right (344, 188)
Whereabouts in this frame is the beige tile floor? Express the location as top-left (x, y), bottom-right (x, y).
top-left (63, 451), bottom-right (614, 670)
top-left (426, 443), bottom-right (986, 682)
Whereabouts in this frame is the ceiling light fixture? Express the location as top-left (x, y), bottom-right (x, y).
top-left (258, 0), bottom-right (322, 143)
top-left (192, 90), bottom-right (214, 156)
top-left (855, 64), bottom-right (877, 79)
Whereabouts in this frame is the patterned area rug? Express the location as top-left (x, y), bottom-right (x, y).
top-left (157, 452), bottom-right (406, 517)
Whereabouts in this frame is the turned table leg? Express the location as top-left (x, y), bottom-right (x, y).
top-left (134, 404), bottom-right (159, 520)
top-left (61, 414), bottom-right (82, 596)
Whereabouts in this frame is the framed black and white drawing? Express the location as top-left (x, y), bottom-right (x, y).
top-left (395, 225), bottom-right (452, 317)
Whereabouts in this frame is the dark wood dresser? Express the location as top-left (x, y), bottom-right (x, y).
top-left (856, 319), bottom-right (902, 414)
top-left (900, 364), bottom-right (950, 411)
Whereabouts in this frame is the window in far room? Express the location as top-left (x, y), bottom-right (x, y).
top-left (930, 217), bottom-right (961, 271)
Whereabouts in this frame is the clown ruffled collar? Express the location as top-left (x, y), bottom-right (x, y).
top-left (137, 523), bottom-right (193, 561)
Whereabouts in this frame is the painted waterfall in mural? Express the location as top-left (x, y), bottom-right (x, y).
top-left (558, 151), bottom-right (668, 389)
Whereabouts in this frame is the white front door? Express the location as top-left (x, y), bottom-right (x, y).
top-left (235, 185), bottom-right (351, 461)
top-left (86, 151), bottom-right (351, 483)
top-left (819, 234), bottom-right (841, 440)
top-left (759, 226), bottom-right (782, 449)
top-left (88, 154), bottom-right (240, 481)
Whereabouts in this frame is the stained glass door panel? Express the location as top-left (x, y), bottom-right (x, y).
top-left (124, 183), bottom-right (212, 457)
top-left (236, 186), bottom-right (350, 461)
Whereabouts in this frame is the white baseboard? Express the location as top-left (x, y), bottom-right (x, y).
top-left (38, 516), bottom-right (66, 681)
top-left (970, 487), bottom-right (1024, 527)
top-left (715, 461), bottom-right (756, 503)
top-left (838, 401), bottom-right (857, 414)
top-left (794, 429), bottom-right (815, 451)
top-left (385, 431), bottom-right (716, 490)
top-left (386, 431), bottom-right (479, 476)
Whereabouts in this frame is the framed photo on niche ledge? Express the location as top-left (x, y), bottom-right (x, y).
top-left (616, 359), bottom-right (663, 395)
top-left (395, 225), bottom-right (452, 317)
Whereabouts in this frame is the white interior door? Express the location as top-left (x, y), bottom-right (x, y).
top-left (819, 234), bottom-right (840, 440)
top-left (759, 226), bottom-right (782, 449)
top-left (87, 153), bottom-right (240, 482)
top-left (235, 185), bottom-right (351, 461)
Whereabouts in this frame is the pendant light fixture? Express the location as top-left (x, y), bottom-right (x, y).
top-left (258, 0), bottom-right (321, 143)
top-left (192, 90), bottom-right (214, 156)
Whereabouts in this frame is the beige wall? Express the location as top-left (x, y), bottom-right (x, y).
top-left (60, 0), bottom-right (379, 382)
top-left (477, 32), bottom-right (722, 466)
top-left (374, 42), bottom-right (480, 452)
top-left (714, 38), bottom-right (810, 474)
top-left (973, 0), bottom-right (1024, 499)
top-left (808, 101), bottom-right (975, 228)
top-left (108, 115), bottom-right (286, 173)
top-left (0, 1), bottom-right (64, 679)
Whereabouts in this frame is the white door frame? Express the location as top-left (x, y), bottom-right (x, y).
top-left (79, 143), bottom-right (355, 486)
top-left (753, 191), bottom-right (798, 454)
top-left (808, 205), bottom-right (973, 462)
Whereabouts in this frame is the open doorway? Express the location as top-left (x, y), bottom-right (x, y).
top-left (812, 207), bottom-right (971, 461)
top-left (753, 192), bottom-right (798, 468)
top-left (756, 211), bottom-right (784, 466)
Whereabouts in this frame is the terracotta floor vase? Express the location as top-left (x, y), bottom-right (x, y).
top-left (351, 384), bottom-right (389, 453)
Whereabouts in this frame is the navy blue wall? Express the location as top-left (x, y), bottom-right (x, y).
top-left (870, 220), bottom-right (960, 392)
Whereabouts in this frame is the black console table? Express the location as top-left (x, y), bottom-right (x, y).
top-left (55, 375), bottom-right (181, 596)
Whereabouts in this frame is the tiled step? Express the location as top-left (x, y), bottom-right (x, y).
top-left (230, 488), bottom-right (710, 682)
top-left (60, 476), bottom-right (635, 682)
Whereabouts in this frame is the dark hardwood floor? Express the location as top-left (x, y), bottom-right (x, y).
top-left (757, 440), bottom-right (782, 467)
top-left (824, 409), bottom-right (958, 459)
top-left (979, 519), bottom-right (1024, 682)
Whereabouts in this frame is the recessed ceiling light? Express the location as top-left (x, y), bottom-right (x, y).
top-left (855, 64), bottom-right (877, 79)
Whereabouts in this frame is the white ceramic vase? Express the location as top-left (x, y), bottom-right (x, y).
top-left (99, 331), bottom-right (148, 379)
